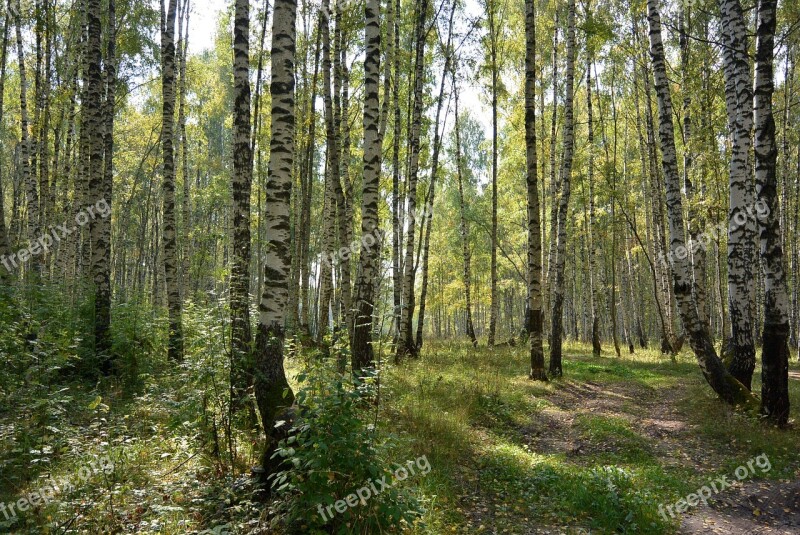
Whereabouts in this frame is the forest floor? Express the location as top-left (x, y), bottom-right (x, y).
top-left (383, 340), bottom-right (800, 534)
top-left (1, 334), bottom-right (799, 534)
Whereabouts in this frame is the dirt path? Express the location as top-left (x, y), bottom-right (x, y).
top-left (520, 379), bottom-right (800, 534)
top-left (678, 479), bottom-right (800, 534)
top-left (522, 379), bottom-right (719, 471)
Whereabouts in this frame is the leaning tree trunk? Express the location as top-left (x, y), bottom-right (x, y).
top-left (416, 0), bottom-right (455, 351)
top-left (351, 0), bottom-right (381, 372)
top-left (254, 0), bottom-right (297, 482)
top-left (718, 0), bottom-right (757, 390)
top-left (230, 0), bottom-right (254, 408)
top-left (647, 0), bottom-right (755, 407)
top-left (160, 0), bottom-right (183, 361)
top-left (548, 0), bottom-right (576, 378)
top-left (679, 7), bottom-right (708, 332)
top-left (395, 0), bottom-right (428, 361)
top-left (753, 0), bottom-right (790, 425)
top-left (525, 0), bottom-right (547, 381)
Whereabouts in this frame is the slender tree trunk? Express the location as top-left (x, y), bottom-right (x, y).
top-left (254, 0), bottom-right (297, 482)
top-left (334, 18), bottom-right (353, 336)
top-left (0, 8), bottom-right (12, 281)
top-left (318, 0), bottom-right (339, 341)
top-left (679, 7), bottom-right (708, 333)
top-left (230, 0), bottom-right (254, 407)
top-left (395, 0), bottom-right (428, 361)
top-left (299, 19), bottom-right (319, 337)
top-left (454, 85), bottom-right (477, 348)
top-left (525, 0), bottom-right (546, 380)
top-left (351, 0), bottom-right (381, 371)
top-left (586, 53), bottom-right (601, 357)
top-left (160, 0), bottom-right (183, 361)
top-left (416, 0), bottom-right (455, 350)
top-left (487, 0), bottom-right (499, 346)
top-left (545, 14), bottom-right (559, 332)
top-left (753, 0), bottom-right (789, 425)
top-left (391, 0), bottom-right (402, 340)
top-left (93, 0), bottom-right (115, 372)
top-left (14, 0), bottom-right (40, 273)
top-left (178, 0), bottom-right (190, 301)
top-left (548, 0), bottom-right (576, 378)
top-left (718, 0), bottom-right (756, 389)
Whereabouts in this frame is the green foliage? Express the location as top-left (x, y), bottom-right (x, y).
top-left (271, 358), bottom-right (424, 534)
top-left (571, 465), bottom-right (668, 533)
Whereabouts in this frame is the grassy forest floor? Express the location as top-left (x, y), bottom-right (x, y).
top-left (1, 327), bottom-right (799, 534)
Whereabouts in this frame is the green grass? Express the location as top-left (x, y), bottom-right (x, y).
top-left (2, 329), bottom-right (799, 534)
top-left (374, 339), bottom-right (800, 534)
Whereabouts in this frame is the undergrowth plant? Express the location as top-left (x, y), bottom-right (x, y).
top-left (270, 354), bottom-right (424, 534)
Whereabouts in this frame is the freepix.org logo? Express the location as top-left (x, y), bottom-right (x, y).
top-left (1, 198), bottom-right (112, 272)
top-left (0, 455), bottom-right (114, 522)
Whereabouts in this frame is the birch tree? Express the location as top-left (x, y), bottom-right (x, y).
top-left (255, 0), bottom-right (297, 479)
top-left (93, 0), bottom-right (114, 370)
top-left (160, 0), bottom-right (183, 361)
top-left (416, 0), bottom-right (455, 350)
top-left (525, 0), bottom-right (546, 380)
top-left (396, 0), bottom-right (428, 360)
top-left (718, 0), bottom-right (757, 389)
top-left (647, 0), bottom-right (754, 406)
top-left (548, 0), bottom-right (576, 378)
top-left (753, 0), bottom-right (790, 425)
top-left (351, 0), bottom-right (381, 371)
top-left (230, 0), bottom-right (253, 406)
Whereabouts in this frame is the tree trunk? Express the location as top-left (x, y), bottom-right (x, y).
top-left (753, 0), bottom-right (790, 425)
top-left (351, 0), bottom-right (381, 372)
top-left (318, 0), bottom-right (339, 342)
top-left (548, 0), bottom-right (576, 378)
top-left (525, 0), bottom-right (546, 381)
top-left (230, 0), bottom-right (254, 407)
top-left (545, 14), bottom-right (559, 336)
top-left (299, 19), bottom-right (319, 337)
top-left (0, 7), bottom-right (12, 281)
top-left (254, 0), bottom-right (297, 482)
top-left (395, 0), bottom-right (428, 361)
top-left (487, 0), bottom-right (499, 347)
top-left (718, 0), bottom-right (757, 390)
top-left (391, 0), bottom-right (402, 341)
top-left (647, 0), bottom-right (755, 407)
top-left (586, 52), bottom-right (601, 357)
top-left (416, 0), bottom-right (455, 351)
top-left (14, 0), bottom-right (40, 273)
top-left (454, 85), bottom-right (477, 348)
top-left (93, 0), bottom-right (115, 372)
top-left (160, 0), bottom-right (183, 361)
